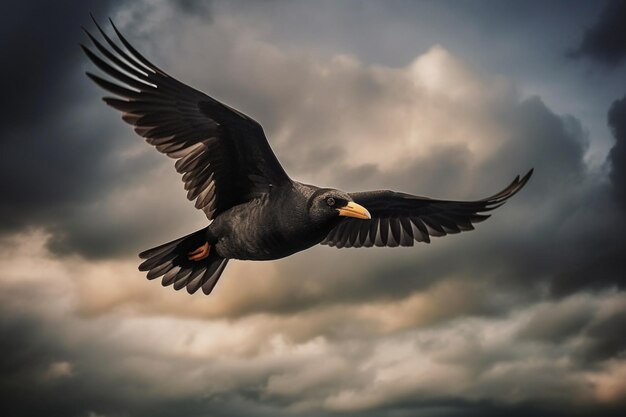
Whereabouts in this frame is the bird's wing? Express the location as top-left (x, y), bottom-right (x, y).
top-left (81, 18), bottom-right (290, 220)
top-left (321, 170), bottom-right (532, 248)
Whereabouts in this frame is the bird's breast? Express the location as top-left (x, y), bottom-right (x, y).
top-left (210, 196), bottom-right (327, 261)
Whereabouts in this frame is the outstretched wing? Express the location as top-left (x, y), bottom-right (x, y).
top-left (322, 170), bottom-right (532, 248)
top-left (81, 17), bottom-right (290, 220)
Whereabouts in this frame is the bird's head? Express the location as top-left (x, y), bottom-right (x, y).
top-left (307, 188), bottom-right (371, 224)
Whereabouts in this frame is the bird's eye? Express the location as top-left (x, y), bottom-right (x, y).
top-left (326, 197), bottom-right (335, 206)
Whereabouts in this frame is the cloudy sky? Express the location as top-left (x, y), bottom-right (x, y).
top-left (1, 0), bottom-right (626, 416)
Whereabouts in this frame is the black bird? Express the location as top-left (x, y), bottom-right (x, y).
top-left (81, 18), bottom-right (533, 296)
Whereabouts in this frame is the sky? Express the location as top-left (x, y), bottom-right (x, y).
top-left (1, 0), bottom-right (625, 416)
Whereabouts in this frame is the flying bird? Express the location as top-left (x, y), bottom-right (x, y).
top-left (81, 18), bottom-right (533, 296)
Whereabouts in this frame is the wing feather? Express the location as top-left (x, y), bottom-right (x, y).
top-left (322, 170), bottom-right (532, 248)
top-left (82, 17), bottom-right (290, 220)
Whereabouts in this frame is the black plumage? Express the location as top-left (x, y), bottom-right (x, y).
top-left (82, 18), bottom-right (533, 296)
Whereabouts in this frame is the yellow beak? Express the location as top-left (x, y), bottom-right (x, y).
top-left (337, 201), bottom-right (371, 220)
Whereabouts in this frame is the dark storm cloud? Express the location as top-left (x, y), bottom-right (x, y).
top-left (0, 1), bottom-right (114, 124)
top-left (540, 94), bottom-right (626, 296)
top-left (377, 399), bottom-right (626, 417)
top-left (462, 97), bottom-right (626, 297)
top-left (608, 94), bottom-right (626, 208)
top-left (2, 2), bottom-right (626, 417)
top-left (570, 0), bottom-right (626, 67)
top-left (0, 0), bottom-right (217, 259)
top-left (0, 2), bottom-right (119, 242)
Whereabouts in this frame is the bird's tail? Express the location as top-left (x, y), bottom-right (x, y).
top-left (138, 228), bottom-right (229, 295)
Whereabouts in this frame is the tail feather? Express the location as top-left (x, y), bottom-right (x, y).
top-left (188, 258), bottom-right (230, 295)
top-left (139, 228), bottom-right (205, 259)
top-left (138, 228), bottom-right (230, 295)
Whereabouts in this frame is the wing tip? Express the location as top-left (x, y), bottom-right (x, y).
top-left (521, 168), bottom-right (534, 185)
top-left (487, 168), bottom-right (534, 203)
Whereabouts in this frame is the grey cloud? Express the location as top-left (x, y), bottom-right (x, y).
top-left (0, 0), bottom-right (219, 260)
top-left (608, 94), bottom-right (626, 209)
top-left (0, 0), bottom-right (140, 257)
top-left (0, 1), bottom-right (117, 125)
top-left (265, 93), bottom-right (615, 314)
top-left (175, 0), bottom-right (213, 16)
top-left (0, 307), bottom-right (288, 417)
top-left (569, 0), bottom-right (626, 67)
top-left (517, 297), bottom-right (596, 343)
top-left (579, 309), bottom-right (626, 363)
top-left (2, 1), bottom-right (626, 417)
top-left (0, 236), bottom-right (624, 417)
top-left (2, 293), bottom-right (625, 417)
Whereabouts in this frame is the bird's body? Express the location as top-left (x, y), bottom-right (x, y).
top-left (209, 181), bottom-right (336, 260)
top-left (82, 18), bottom-right (533, 296)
